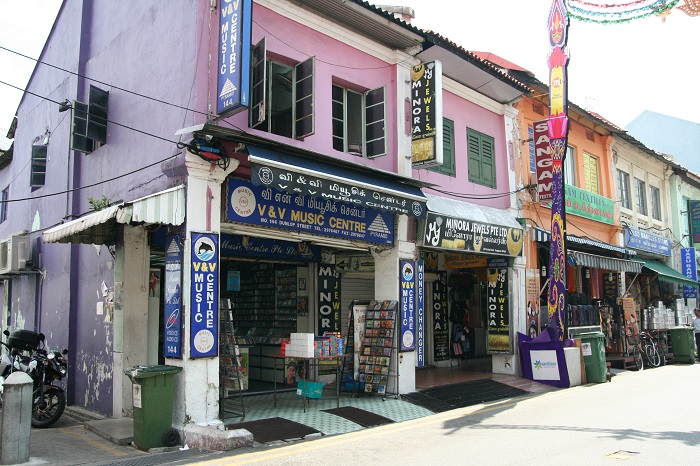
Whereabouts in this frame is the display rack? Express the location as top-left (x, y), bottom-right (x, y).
top-left (358, 300), bottom-right (398, 400)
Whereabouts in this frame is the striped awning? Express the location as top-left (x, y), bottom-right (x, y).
top-left (43, 185), bottom-right (185, 245)
top-left (567, 250), bottom-right (644, 273)
top-left (533, 227), bottom-right (636, 256)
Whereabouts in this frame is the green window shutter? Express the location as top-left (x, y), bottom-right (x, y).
top-left (428, 118), bottom-right (455, 176)
top-left (467, 128), bottom-right (496, 188)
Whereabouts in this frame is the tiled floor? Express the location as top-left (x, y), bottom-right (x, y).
top-left (223, 364), bottom-right (554, 439)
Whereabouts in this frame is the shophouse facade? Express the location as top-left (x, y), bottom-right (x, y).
top-left (1, 0), bottom-right (530, 442)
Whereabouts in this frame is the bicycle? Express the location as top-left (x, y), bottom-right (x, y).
top-left (640, 331), bottom-right (664, 368)
top-left (626, 334), bottom-right (643, 371)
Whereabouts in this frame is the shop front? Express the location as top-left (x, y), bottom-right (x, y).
top-left (216, 143), bottom-right (429, 419)
top-left (417, 194), bottom-right (525, 376)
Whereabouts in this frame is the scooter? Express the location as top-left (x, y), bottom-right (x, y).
top-left (0, 329), bottom-right (68, 428)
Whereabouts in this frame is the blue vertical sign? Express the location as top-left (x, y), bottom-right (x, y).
top-left (681, 247), bottom-right (697, 299)
top-left (400, 260), bottom-right (416, 352)
top-left (190, 233), bottom-right (219, 358)
top-left (416, 260), bottom-right (425, 366)
top-left (164, 235), bottom-right (182, 358)
top-left (217, 0), bottom-right (252, 116)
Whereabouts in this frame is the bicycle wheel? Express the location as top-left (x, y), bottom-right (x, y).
top-left (645, 344), bottom-right (662, 367)
top-left (632, 346), bottom-right (643, 371)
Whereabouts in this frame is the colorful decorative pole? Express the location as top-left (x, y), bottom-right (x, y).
top-left (546, 0), bottom-right (570, 340)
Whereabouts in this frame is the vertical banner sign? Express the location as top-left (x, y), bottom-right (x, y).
top-left (190, 233), bottom-right (219, 358)
top-left (487, 268), bottom-right (510, 353)
top-left (533, 120), bottom-right (553, 201)
top-left (411, 61), bottom-right (444, 168)
top-left (546, 0), bottom-right (570, 341)
top-left (217, 0), bottom-right (252, 116)
top-left (164, 235), bottom-right (182, 358)
top-left (689, 200), bottom-right (700, 244)
top-left (433, 272), bottom-right (449, 361)
top-left (400, 260), bottom-right (416, 351)
top-left (318, 266), bottom-right (341, 334)
top-left (681, 248), bottom-right (698, 298)
top-left (416, 260), bottom-right (425, 367)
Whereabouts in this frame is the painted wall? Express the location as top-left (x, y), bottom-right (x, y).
top-left (2, 0), bottom-right (202, 416)
top-left (411, 86), bottom-right (512, 209)
top-left (219, 2), bottom-right (401, 174)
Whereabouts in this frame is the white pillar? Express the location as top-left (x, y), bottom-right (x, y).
top-left (1, 372), bottom-right (33, 465)
top-left (171, 152), bottom-right (238, 427)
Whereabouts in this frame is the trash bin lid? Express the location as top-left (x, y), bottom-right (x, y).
top-left (124, 365), bottom-right (183, 379)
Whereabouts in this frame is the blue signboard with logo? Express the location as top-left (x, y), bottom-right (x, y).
top-left (416, 260), bottom-right (425, 366)
top-left (190, 232), bottom-right (219, 358)
top-left (217, 0), bottom-right (252, 116)
top-left (163, 235), bottom-right (182, 359)
top-left (681, 247), bottom-right (697, 299)
top-left (625, 228), bottom-right (671, 256)
top-left (400, 260), bottom-right (417, 352)
top-left (227, 179), bottom-right (394, 245)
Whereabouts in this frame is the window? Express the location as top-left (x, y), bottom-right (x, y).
top-left (332, 84), bottom-right (386, 158)
top-left (428, 118), bottom-right (455, 176)
top-left (0, 187), bottom-right (7, 223)
top-left (31, 145), bottom-right (47, 188)
top-left (467, 128), bottom-right (495, 188)
top-left (617, 170), bottom-right (631, 209)
top-left (249, 38), bottom-right (315, 140)
top-left (582, 153), bottom-right (599, 194)
top-left (635, 178), bottom-right (647, 216)
top-left (564, 145), bottom-right (576, 186)
top-left (71, 85), bottom-right (109, 154)
top-left (650, 186), bottom-right (661, 221)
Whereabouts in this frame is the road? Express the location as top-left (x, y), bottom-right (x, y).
top-left (184, 364), bottom-right (700, 466)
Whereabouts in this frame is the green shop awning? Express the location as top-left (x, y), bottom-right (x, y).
top-left (641, 259), bottom-right (699, 288)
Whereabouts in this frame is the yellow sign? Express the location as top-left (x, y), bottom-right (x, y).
top-left (445, 253), bottom-right (487, 269)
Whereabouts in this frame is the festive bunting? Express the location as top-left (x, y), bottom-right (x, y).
top-left (567, 0), bottom-right (682, 23)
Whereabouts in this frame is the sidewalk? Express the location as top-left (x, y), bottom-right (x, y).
top-left (17, 371), bottom-right (551, 465)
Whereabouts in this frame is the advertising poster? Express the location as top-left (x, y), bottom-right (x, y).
top-left (318, 266), bottom-right (341, 334)
top-left (416, 260), bottom-right (425, 367)
top-left (526, 269), bottom-right (540, 339)
top-left (400, 260), bottom-right (417, 351)
top-left (689, 200), bottom-right (700, 244)
top-left (190, 233), bottom-right (219, 358)
top-left (487, 268), bottom-right (510, 353)
top-left (433, 271), bottom-right (449, 361)
top-left (424, 213), bottom-right (524, 257)
top-left (163, 235), bottom-right (182, 358)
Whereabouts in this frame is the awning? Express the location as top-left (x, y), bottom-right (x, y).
top-left (43, 185), bottom-right (186, 245)
top-left (534, 227), bottom-right (636, 256)
top-left (421, 194), bottom-right (524, 257)
top-left (567, 250), bottom-right (644, 273)
top-left (247, 145), bottom-right (427, 218)
top-left (641, 258), bottom-right (699, 288)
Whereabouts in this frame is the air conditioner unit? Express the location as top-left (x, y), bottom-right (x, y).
top-left (0, 234), bottom-right (30, 275)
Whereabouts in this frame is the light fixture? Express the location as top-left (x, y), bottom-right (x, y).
top-left (541, 265), bottom-right (547, 277)
top-left (609, 272), bottom-right (614, 282)
top-left (58, 100), bottom-right (71, 113)
top-left (585, 269), bottom-right (590, 278)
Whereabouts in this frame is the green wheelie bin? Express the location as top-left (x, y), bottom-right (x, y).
top-left (125, 365), bottom-right (183, 450)
top-left (669, 327), bottom-right (695, 364)
top-left (578, 332), bottom-right (608, 383)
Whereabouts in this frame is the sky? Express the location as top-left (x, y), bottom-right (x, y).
top-left (1, 0), bottom-right (699, 149)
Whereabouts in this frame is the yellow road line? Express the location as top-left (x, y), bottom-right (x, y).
top-left (58, 427), bottom-right (130, 457)
top-left (192, 393), bottom-right (553, 466)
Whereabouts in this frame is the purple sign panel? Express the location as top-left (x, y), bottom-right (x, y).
top-left (400, 260), bottom-right (417, 352)
top-left (163, 235), bottom-right (182, 359)
top-left (190, 233), bottom-right (219, 358)
top-left (681, 247), bottom-right (697, 299)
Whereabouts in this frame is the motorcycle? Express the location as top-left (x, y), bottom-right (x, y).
top-left (0, 329), bottom-right (68, 428)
